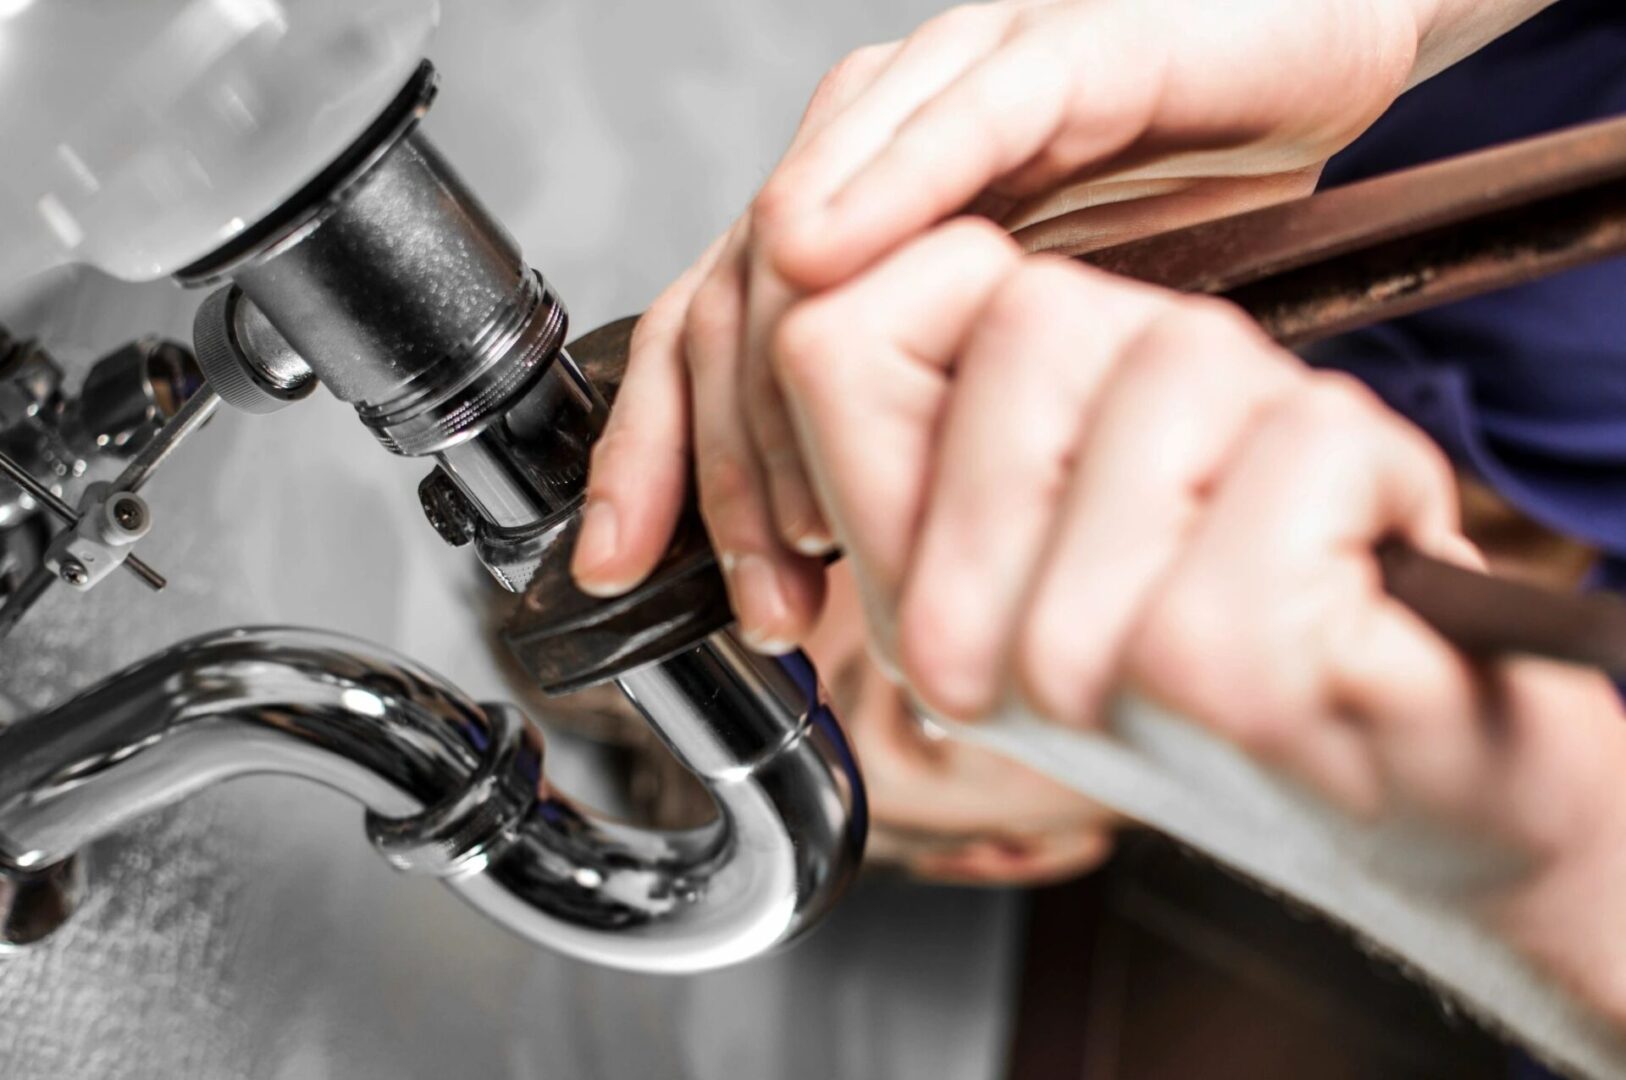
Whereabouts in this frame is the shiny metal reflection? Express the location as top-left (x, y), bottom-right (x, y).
top-left (0, 626), bottom-right (863, 972)
top-left (0, 856), bottom-right (83, 953)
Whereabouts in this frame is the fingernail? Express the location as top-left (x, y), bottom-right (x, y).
top-left (571, 499), bottom-right (623, 594)
top-left (770, 483), bottom-right (835, 557)
top-left (724, 552), bottom-right (794, 654)
top-left (790, 528), bottom-right (837, 557)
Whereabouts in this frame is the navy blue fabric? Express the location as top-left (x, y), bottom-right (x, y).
top-left (1316, 0), bottom-right (1626, 557)
top-left (1319, 12), bottom-right (1624, 1073)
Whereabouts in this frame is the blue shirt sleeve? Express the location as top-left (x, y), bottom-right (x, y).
top-left (1314, 0), bottom-right (1626, 558)
top-left (1314, 12), bottom-right (1626, 1073)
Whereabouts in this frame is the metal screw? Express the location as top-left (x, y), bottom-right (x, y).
top-left (0, 450), bottom-right (165, 591)
top-left (59, 560), bottom-right (88, 586)
top-left (113, 497), bottom-right (145, 532)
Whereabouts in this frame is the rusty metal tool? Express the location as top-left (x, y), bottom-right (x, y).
top-left (517, 115), bottom-right (1626, 690)
top-left (1020, 113), bottom-right (1626, 346)
top-left (1017, 113), bottom-right (1626, 676)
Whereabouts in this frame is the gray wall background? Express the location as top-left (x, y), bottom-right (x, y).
top-left (0, 2), bottom-right (1028, 1078)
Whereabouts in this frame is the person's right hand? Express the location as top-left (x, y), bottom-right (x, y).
top-left (571, 0), bottom-right (1450, 650)
top-left (803, 561), bottom-right (1119, 886)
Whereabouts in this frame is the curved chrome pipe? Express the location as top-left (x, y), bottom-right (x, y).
top-left (0, 627), bottom-right (865, 972)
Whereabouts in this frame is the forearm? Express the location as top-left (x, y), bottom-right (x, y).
top-left (1407, 0), bottom-right (1561, 85)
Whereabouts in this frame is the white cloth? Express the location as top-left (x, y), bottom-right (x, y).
top-left (942, 698), bottom-right (1626, 1079)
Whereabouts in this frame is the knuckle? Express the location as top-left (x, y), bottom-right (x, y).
top-left (1129, 586), bottom-right (1232, 707)
top-left (1129, 586), bottom-right (1309, 761)
top-left (753, 413), bottom-right (800, 461)
top-left (844, 42), bottom-right (892, 71)
top-left (982, 405), bottom-right (1072, 504)
top-left (1296, 371), bottom-right (1388, 428)
top-left (749, 402), bottom-right (800, 469)
top-left (587, 427), bottom-right (679, 496)
top-left (1412, 432), bottom-right (1458, 501)
top-left (1158, 295), bottom-right (1265, 346)
top-left (806, 60), bottom-right (850, 113)
top-left (694, 451), bottom-right (761, 545)
top-left (1110, 298), bottom-right (1297, 417)
top-left (939, 216), bottom-right (1022, 269)
top-left (1015, 612), bottom-right (1098, 725)
top-left (897, 597), bottom-right (992, 716)
top-left (641, 272), bottom-right (695, 326)
top-left (1118, 295), bottom-right (1189, 349)
top-left (682, 286), bottom-right (739, 370)
top-left (1297, 378), bottom-right (1459, 513)
top-left (628, 298), bottom-right (691, 370)
top-left (938, 75), bottom-right (1004, 139)
top-left (1269, 374), bottom-right (1400, 468)
top-left (817, 44), bottom-right (888, 103)
top-left (585, 427), bottom-right (629, 486)
top-left (1019, 434), bottom-right (1073, 506)
top-left (696, 448), bottom-right (755, 510)
top-left (1128, 596), bottom-right (1199, 687)
top-left (985, 258), bottom-right (1086, 330)
top-left (1124, 318), bottom-right (1204, 386)
top-left (752, 179), bottom-right (798, 237)
top-left (627, 309), bottom-right (666, 359)
top-left (1192, 295), bottom-right (1264, 337)
top-left (1370, 394), bottom-right (1454, 482)
top-left (1369, 406), bottom-right (1456, 500)
top-left (770, 302), bottom-right (845, 393)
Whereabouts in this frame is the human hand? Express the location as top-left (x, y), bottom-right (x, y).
top-left (804, 562), bottom-right (1116, 886)
top-left (767, 218), bottom-right (1626, 1022)
top-left (571, 0), bottom-right (1445, 648)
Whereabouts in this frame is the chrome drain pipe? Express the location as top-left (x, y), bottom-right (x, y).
top-left (0, 627), bottom-right (864, 972)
